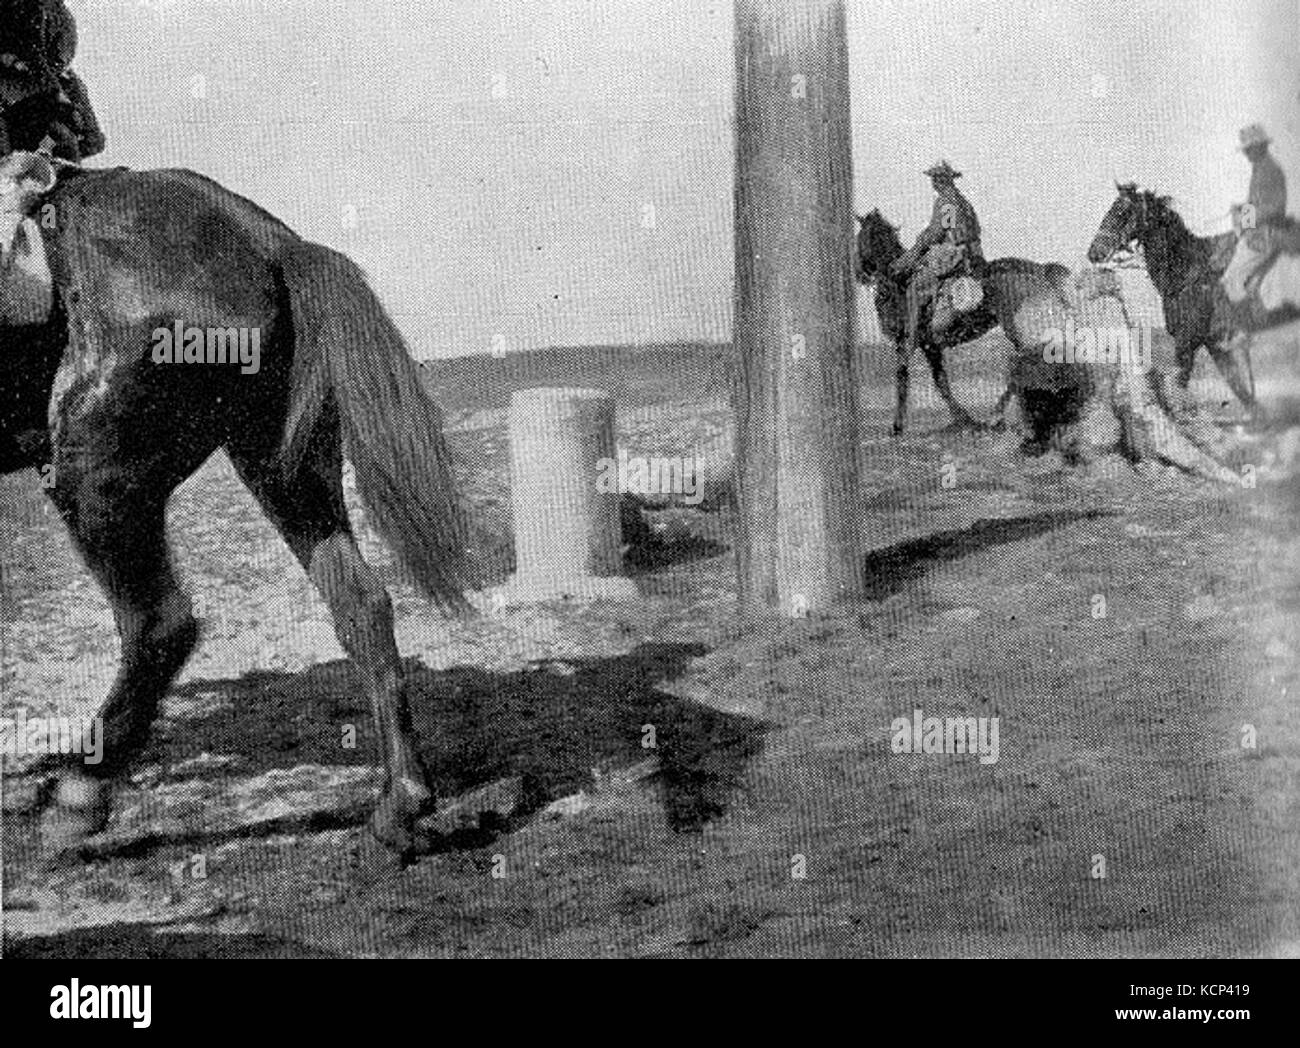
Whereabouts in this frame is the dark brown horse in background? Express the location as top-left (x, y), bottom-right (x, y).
top-left (856, 209), bottom-right (1072, 434)
top-left (1087, 183), bottom-right (1256, 409)
top-left (1, 164), bottom-right (475, 862)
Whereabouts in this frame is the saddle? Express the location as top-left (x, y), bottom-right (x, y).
top-left (0, 149), bottom-right (57, 326)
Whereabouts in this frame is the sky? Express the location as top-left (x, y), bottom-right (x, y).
top-left (71, 0), bottom-right (1300, 356)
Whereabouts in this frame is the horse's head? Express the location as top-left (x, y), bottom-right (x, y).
top-left (856, 209), bottom-right (903, 283)
top-left (1088, 182), bottom-right (1174, 263)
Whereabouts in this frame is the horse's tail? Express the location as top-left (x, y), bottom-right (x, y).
top-left (278, 240), bottom-right (475, 612)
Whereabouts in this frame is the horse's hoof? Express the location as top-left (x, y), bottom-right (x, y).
top-left (40, 773), bottom-right (111, 860)
top-left (891, 421), bottom-right (906, 437)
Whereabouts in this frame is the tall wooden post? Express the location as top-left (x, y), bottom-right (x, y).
top-left (734, 0), bottom-right (863, 616)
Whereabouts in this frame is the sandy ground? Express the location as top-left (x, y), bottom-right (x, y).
top-left (2, 328), bottom-right (1299, 958)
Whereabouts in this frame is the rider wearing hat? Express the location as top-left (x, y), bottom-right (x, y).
top-left (890, 160), bottom-right (985, 355)
top-left (1222, 124), bottom-right (1288, 311)
top-left (0, 0), bottom-right (105, 161)
top-left (1240, 123), bottom-right (1287, 228)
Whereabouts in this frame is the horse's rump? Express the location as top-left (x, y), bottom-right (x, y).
top-left (1257, 251), bottom-right (1300, 317)
top-left (11, 163), bottom-right (475, 606)
top-left (1222, 216), bottom-right (1300, 322)
top-left (9, 164), bottom-right (478, 857)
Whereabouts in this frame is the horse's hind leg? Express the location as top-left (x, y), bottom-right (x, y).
top-left (308, 531), bottom-right (433, 859)
top-left (1206, 337), bottom-right (1257, 410)
top-left (226, 436), bottom-right (434, 860)
top-left (921, 340), bottom-right (979, 429)
top-left (42, 471), bottom-right (198, 845)
top-left (990, 385), bottom-right (1015, 430)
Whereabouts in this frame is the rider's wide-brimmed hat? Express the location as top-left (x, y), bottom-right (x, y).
top-left (924, 160), bottom-right (962, 180)
top-left (1239, 124), bottom-right (1272, 150)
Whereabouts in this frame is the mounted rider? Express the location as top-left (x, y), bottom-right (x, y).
top-left (1, 1), bottom-right (104, 325)
top-left (0, 0), bottom-right (104, 162)
top-left (1221, 124), bottom-right (1291, 315)
top-left (889, 160), bottom-right (985, 354)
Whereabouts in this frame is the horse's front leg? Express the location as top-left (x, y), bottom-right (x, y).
top-left (893, 340), bottom-right (911, 436)
top-left (893, 281), bottom-right (929, 435)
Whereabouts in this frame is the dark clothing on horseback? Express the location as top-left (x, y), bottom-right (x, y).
top-left (1223, 146), bottom-right (1291, 316)
top-left (895, 185), bottom-right (984, 274)
top-left (892, 179), bottom-right (985, 352)
top-left (1248, 150), bottom-right (1287, 225)
top-left (0, 0), bottom-right (103, 161)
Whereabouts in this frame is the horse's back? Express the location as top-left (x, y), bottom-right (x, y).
top-left (44, 166), bottom-right (295, 316)
top-left (983, 256), bottom-right (1070, 316)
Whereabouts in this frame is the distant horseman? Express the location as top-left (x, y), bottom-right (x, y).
top-left (889, 160), bottom-right (985, 359)
top-left (1221, 124), bottom-right (1289, 316)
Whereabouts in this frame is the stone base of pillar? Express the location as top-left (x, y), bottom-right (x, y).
top-left (486, 572), bottom-right (640, 609)
top-left (491, 386), bottom-right (640, 608)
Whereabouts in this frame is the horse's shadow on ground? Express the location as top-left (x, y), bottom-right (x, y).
top-left (128, 641), bottom-right (765, 850)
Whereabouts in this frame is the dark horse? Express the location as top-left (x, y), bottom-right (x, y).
top-left (1, 164), bottom-right (475, 862)
top-left (1087, 183), bottom-right (1255, 409)
top-left (856, 209), bottom-right (1072, 434)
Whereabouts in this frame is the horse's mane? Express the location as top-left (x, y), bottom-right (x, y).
top-left (1122, 183), bottom-right (1204, 246)
top-left (858, 208), bottom-right (902, 244)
